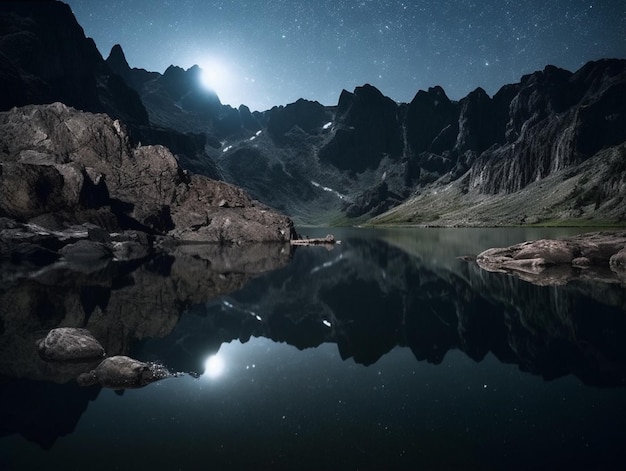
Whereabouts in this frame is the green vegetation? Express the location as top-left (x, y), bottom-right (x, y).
top-left (527, 219), bottom-right (626, 228)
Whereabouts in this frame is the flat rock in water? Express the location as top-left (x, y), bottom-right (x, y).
top-left (37, 327), bottom-right (105, 361)
top-left (475, 230), bottom-right (626, 285)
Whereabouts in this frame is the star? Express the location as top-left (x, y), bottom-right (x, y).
top-left (63, 0), bottom-right (626, 111)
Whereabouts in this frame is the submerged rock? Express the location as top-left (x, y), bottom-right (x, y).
top-left (37, 328), bottom-right (105, 362)
top-left (59, 240), bottom-right (114, 263)
top-left (77, 356), bottom-right (171, 389)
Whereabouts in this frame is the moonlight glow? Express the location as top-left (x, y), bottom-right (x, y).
top-left (199, 60), bottom-right (229, 92)
top-left (204, 354), bottom-right (225, 379)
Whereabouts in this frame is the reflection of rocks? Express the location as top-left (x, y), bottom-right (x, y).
top-left (77, 356), bottom-right (170, 389)
top-left (466, 262), bottom-right (626, 385)
top-left (0, 379), bottom-right (100, 450)
top-left (0, 243), bottom-right (291, 384)
top-left (135, 234), bottom-right (626, 387)
top-left (476, 231), bottom-right (626, 285)
top-left (37, 328), bottom-right (105, 362)
top-left (35, 329), bottom-right (169, 389)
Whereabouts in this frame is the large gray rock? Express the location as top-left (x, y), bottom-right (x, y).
top-left (476, 231), bottom-right (626, 285)
top-left (0, 103), bottom-right (295, 243)
top-left (76, 356), bottom-right (170, 389)
top-left (37, 327), bottom-right (105, 361)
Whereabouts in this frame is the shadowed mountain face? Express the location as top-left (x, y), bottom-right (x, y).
top-left (109, 50), bottom-right (626, 224)
top-left (0, 1), bottom-right (147, 125)
top-left (2, 2), bottom-right (625, 224)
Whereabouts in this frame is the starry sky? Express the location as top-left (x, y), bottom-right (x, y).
top-left (64, 0), bottom-right (625, 111)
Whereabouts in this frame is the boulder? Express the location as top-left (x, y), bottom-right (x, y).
top-left (37, 328), bottom-right (105, 361)
top-left (59, 240), bottom-right (114, 263)
top-left (476, 231), bottom-right (626, 285)
top-left (76, 356), bottom-right (170, 389)
top-left (111, 231), bottom-right (153, 261)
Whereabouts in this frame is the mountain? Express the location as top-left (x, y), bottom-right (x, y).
top-left (0, 0), bottom-right (147, 125)
top-left (0, 0), bottom-right (221, 180)
top-left (109, 43), bottom-right (626, 225)
top-left (374, 60), bottom-right (626, 226)
top-left (2, 1), bottom-right (625, 226)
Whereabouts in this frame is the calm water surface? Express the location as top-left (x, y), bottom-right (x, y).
top-left (1, 227), bottom-right (626, 470)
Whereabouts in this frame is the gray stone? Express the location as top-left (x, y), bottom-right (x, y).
top-left (476, 231), bottom-right (626, 285)
top-left (37, 327), bottom-right (105, 361)
top-left (76, 356), bottom-right (170, 389)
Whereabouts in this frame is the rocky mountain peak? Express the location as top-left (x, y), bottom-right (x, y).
top-left (156, 64), bottom-right (221, 115)
top-left (0, 1), bottom-right (148, 125)
top-left (267, 98), bottom-right (330, 138)
top-left (107, 44), bottom-right (130, 71)
top-left (337, 89), bottom-right (355, 114)
top-left (454, 86), bottom-right (497, 155)
top-left (406, 85), bottom-right (458, 155)
top-left (319, 84), bottom-right (403, 172)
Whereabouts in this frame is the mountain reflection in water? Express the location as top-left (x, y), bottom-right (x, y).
top-left (2, 227), bottom-right (626, 470)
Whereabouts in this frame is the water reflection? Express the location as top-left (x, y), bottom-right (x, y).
top-left (2, 227), bottom-right (626, 466)
top-left (203, 354), bottom-right (225, 379)
top-left (133, 228), bottom-right (626, 388)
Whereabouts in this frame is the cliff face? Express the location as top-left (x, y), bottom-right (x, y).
top-left (211, 59), bottom-right (626, 224)
top-left (0, 1), bottom-right (147, 125)
top-left (319, 85), bottom-right (404, 172)
top-left (469, 61), bottom-right (626, 195)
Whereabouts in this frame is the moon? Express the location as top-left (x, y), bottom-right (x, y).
top-left (199, 59), bottom-right (230, 93)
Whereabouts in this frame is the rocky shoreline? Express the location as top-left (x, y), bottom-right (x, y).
top-left (0, 103), bottom-right (297, 273)
top-left (0, 103), bottom-right (299, 388)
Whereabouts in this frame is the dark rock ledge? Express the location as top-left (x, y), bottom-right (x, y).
top-left (476, 231), bottom-right (626, 286)
top-left (0, 103), bottom-right (296, 273)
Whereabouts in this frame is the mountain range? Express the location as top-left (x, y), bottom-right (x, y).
top-left (2, 0), bottom-right (626, 226)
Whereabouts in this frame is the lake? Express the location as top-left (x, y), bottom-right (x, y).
top-left (2, 227), bottom-right (626, 470)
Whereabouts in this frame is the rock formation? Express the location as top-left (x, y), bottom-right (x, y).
top-left (319, 84), bottom-right (404, 172)
top-left (37, 327), bottom-right (105, 362)
top-left (476, 231), bottom-right (626, 286)
top-left (267, 98), bottom-right (331, 140)
top-left (0, 102), bottom-right (295, 246)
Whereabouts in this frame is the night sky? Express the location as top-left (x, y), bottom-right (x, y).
top-left (64, 0), bottom-right (625, 111)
